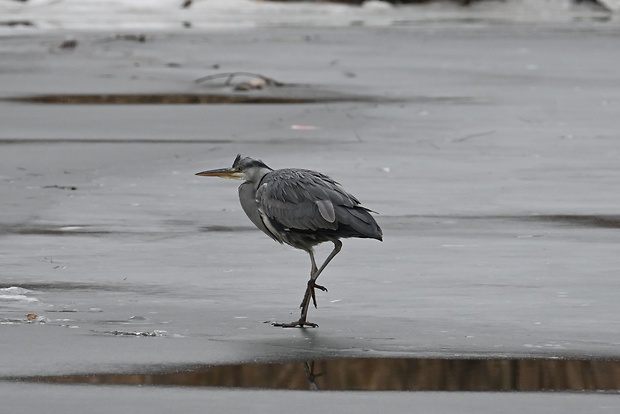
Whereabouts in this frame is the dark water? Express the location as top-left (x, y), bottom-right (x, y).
top-left (3, 93), bottom-right (469, 106)
top-left (18, 358), bottom-right (620, 392)
top-left (7, 94), bottom-right (338, 104)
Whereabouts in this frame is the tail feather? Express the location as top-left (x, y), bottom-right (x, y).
top-left (336, 206), bottom-right (383, 241)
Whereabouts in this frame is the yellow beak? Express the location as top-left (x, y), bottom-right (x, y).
top-left (195, 168), bottom-right (244, 179)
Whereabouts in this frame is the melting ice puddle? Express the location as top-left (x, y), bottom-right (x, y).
top-left (13, 358), bottom-right (620, 392)
top-left (5, 92), bottom-right (401, 105)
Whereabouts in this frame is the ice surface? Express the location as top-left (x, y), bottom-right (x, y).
top-left (1, 382), bottom-right (619, 414)
top-left (0, 0), bottom-right (617, 31)
top-left (1, 2), bottom-right (620, 411)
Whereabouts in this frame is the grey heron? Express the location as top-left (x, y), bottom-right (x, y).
top-left (196, 155), bottom-right (383, 328)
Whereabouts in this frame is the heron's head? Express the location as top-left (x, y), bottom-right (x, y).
top-left (196, 154), bottom-right (273, 183)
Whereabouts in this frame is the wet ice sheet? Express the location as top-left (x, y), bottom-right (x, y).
top-left (2, 212), bottom-right (620, 377)
top-left (1, 23), bottom-right (620, 414)
top-left (0, 382), bottom-right (618, 414)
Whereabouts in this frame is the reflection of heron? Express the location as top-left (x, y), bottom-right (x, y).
top-left (196, 155), bottom-right (383, 327)
top-left (304, 361), bottom-right (324, 391)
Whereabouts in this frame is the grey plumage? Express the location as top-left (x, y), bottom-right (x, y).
top-left (254, 168), bottom-right (381, 244)
top-left (196, 154), bottom-right (382, 328)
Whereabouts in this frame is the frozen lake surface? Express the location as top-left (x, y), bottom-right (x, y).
top-left (1, 4), bottom-right (620, 411)
top-left (1, 0), bottom-right (619, 30)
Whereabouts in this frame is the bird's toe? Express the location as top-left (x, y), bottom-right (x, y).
top-left (272, 319), bottom-right (318, 328)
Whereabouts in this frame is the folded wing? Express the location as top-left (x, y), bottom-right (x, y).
top-left (256, 169), bottom-right (382, 240)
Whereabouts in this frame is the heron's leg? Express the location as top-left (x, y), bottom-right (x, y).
top-left (300, 240), bottom-right (342, 317)
top-left (271, 251), bottom-right (321, 328)
top-left (309, 250), bottom-right (318, 276)
top-left (300, 249), bottom-right (327, 309)
top-left (272, 319), bottom-right (318, 328)
top-left (273, 240), bottom-right (342, 329)
top-left (312, 240), bottom-right (343, 282)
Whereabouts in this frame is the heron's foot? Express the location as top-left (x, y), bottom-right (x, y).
top-left (272, 319), bottom-right (318, 328)
top-left (303, 280), bottom-right (328, 309)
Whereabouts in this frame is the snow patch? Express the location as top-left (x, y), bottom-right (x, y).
top-left (0, 294), bottom-right (39, 303)
top-left (0, 286), bottom-right (33, 295)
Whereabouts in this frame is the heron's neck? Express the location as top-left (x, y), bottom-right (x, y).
top-left (246, 167), bottom-right (272, 190)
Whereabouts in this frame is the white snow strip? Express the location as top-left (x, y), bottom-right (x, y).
top-left (0, 286), bottom-right (33, 295)
top-left (0, 0), bottom-right (616, 31)
top-left (0, 294), bottom-right (39, 303)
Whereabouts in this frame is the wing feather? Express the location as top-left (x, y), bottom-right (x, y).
top-left (316, 199), bottom-right (336, 223)
top-left (257, 169), bottom-right (361, 232)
